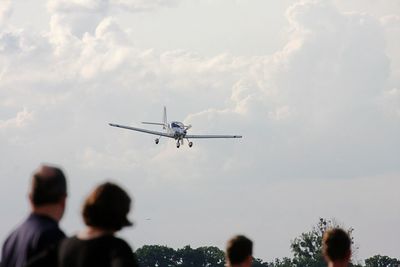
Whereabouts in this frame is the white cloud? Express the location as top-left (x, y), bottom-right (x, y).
top-left (110, 0), bottom-right (180, 12)
top-left (0, 108), bottom-right (34, 130)
top-left (383, 88), bottom-right (400, 117)
top-left (0, 30), bottom-right (37, 55)
top-left (381, 15), bottom-right (400, 94)
top-left (48, 0), bottom-right (179, 13)
top-left (0, 0), bottom-right (11, 27)
top-left (48, 0), bottom-right (109, 13)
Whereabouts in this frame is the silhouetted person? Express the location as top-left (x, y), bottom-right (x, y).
top-left (322, 228), bottom-right (351, 267)
top-left (58, 182), bottom-right (139, 267)
top-left (225, 235), bottom-right (253, 267)
top-left (1, 165), bottom-right (67, 267)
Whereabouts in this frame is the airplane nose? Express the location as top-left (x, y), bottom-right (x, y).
top-left (183, 130), bottom-right (187, 134)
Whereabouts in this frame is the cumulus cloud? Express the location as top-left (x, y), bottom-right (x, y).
top-left (193, 0), bottom-right (396, 181)
top-left (383, 88), bottom-right (400, 117)
top-left (48, 0), bottom-right (179, 13)
top-left (0, 108), bottom-right (34, 130)
top-left (48, 0), bottom-right (110, 13)
top-left (110, 0), bottom-right (180, 12)
top-left (381, 15), bottom-right (400, 97)
top-left (46, 0), bottom-right (182, 38)
top-left (0, 31), bottom-right (21, 53)
top-left (0, 30), bottom-right (39, 56)
top-left (0, 0), bottom-right (11, 26)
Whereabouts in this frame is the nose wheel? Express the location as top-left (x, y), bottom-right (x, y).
top-left (155, 138), bottom-right (159, 144)
top-left (188, 141), bottom-right (193, 148)
top-left (176, 141), bottom-right (180, 148)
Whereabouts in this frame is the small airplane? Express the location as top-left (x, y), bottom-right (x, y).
top-left (109, 107), bottom-right (242, 148)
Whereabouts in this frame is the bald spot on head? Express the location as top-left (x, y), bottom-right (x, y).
top-left (30, 164), bottom-right (67, 207)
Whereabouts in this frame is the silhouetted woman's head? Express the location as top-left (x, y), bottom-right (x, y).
top-left (82, 182), bottom-right (133, 231)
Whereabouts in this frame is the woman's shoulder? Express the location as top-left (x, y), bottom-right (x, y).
top-left (59, 235), bottom-right (138, 267)
top-left (60, 235), bottom-right (134, 255)
top-left (108, 236), bottom-right (139, 266)
top-left (60, 236), bottom-right (80, 247)
top-left (108, 236), bottom-right (133, 251)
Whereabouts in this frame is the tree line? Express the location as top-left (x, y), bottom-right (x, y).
top-left (135, 218), bottom-right (399, 267)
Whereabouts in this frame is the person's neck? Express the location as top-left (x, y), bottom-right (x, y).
top-left (328, 261), bottom-right (349, 267)
top-left (229, 263), bottom-right (250, 267)
top-left (78, 227), bottom-right (115, 240)
top-left (32, 205), bottom-right (61, 222)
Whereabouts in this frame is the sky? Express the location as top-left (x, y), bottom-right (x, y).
top-left (0, 0), bottom-right (399, 263)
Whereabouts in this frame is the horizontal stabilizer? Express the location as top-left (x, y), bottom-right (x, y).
top-left (142, 122), bottom-right (166, 126)
top-left (185, 134), bottom-right (242, 139)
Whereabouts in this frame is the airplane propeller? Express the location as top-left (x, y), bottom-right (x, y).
top-left (184, 124), bottom-right (192, 130)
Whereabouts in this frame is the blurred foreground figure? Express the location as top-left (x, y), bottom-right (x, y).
top-left (1, 165), bottom-right (67, 267)
top-left (58, 182), bottom-right (139, 267)
top-left (322, 228), bottom-right (351, 267)
top-left (225, 235), bottom-right (253, 267)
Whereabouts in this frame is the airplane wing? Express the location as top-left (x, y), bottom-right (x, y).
top-left (185, 134), bottom-right (242, 139)
top-left (109, 123), bottom-right (174, 138)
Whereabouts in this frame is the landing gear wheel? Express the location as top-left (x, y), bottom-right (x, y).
top-left (155, 138), bottom-right (159, 144)
top-left (188, 142), bottom-right (193, 148)
top-left (176, 142), bottom-right (180, 148)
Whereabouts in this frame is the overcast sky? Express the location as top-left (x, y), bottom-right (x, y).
top-left (1, 0), bottom-right (399, 263)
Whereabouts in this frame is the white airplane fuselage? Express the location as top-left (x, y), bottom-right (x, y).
top-left (167, 121), bottom-right (187, 139)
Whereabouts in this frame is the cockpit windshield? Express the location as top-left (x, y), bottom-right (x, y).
top-left (171, 122), bottom-right (184, 128)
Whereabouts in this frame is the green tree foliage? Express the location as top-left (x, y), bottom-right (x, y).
top-left (197, 246), bottom-right (225, 267)
top-left (136, 245), bottom-right (176, 267)
top-left (136, 245), bottom-right (225, 267)
top-left (252, 258), bottom-right (270, 267)
top-left (267, 257), bottom-right (294, 267)
top-left (175, 245), bottom-right (225, 267)
top-left (364, 255), bottom-right (400, 267)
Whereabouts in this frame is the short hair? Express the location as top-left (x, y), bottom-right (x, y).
top-left (322, 228), bottom-right (351, 262)
top-left (30, 165), bottom-right (67, 206)
top-left (82, 182), bottom-right (133, 231)
top-left (226, 235), bottom-right (253, 265)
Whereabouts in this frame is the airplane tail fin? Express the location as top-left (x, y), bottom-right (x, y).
top-left (163, 106), bottom-right (167, 129)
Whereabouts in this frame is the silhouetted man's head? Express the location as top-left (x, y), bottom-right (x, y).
top-left (29, 164), bottom-right (67, 221)
top-left (323, 228), bottom-right (351, 266)
top-left (226, 235), bottom-right (253, 267)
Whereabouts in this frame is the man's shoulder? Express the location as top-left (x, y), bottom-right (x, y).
top-left (110, 236), bottom-right (132, 250)
top-left (2, 216), bottom-right (36, 245)
top-left (3, 214), bottom-right (65, 251)
top-left (28, 214), bottom-right (64, 235)
top-left (1, 215), bottom-right (66, 267)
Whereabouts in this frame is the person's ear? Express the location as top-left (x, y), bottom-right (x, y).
top-left (28, 193), bottom-right (34, 206)
top-left (60, 195), bottom-right (67, 207)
